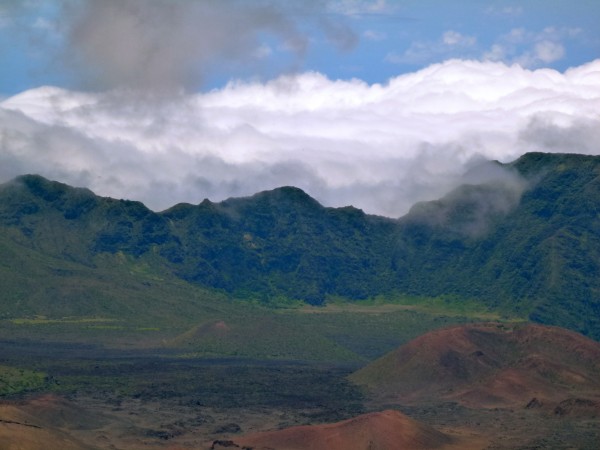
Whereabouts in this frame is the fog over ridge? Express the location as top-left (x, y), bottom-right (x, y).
top-left (1, 59), bottom-right (599, 218)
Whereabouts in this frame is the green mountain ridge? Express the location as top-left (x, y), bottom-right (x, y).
top-left (1, 152), bottom-right (599, 339)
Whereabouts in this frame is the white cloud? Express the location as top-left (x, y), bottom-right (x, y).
top-left (533, 40), bottom-right (565, 63)
top-left (442, 31), bottom-right (477, 47)
top-left (2, 59), bottom-right (600, 217)
top-left (484, 27), bottom-right (582, 68)
top-left (482, 44), bottom-right (506, 62)
top-left (387, 31), bottom-right (477, 65)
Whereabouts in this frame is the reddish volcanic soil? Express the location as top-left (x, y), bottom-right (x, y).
top-left (222, 409), bottom-right (487, 450)
top-left (350, 323), bottom-right (600, 409)
top-left (0, 395), bottom-right (94, 450)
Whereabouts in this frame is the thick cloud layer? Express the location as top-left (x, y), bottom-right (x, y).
top-left (1, 59), bottom-right (600, 217)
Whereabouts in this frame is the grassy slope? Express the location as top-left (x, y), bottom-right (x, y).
top-left (1, 231), bottom-right (493, 362)
top-left (0, 233), bottom-right (228, 326)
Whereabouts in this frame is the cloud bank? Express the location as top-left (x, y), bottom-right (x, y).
top-left (1, 59), bottom-right (600, 217)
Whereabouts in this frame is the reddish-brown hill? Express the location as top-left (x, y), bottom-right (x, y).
top-left (350, 323), bottom-right (600, 408)
top-left (0, 395), bottom-right (96, 450)
top-left (220, 409), bottom-right (486, 450)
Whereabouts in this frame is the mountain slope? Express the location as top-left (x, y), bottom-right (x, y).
top-left (160, 186), bottom-right (397, 303)
top-left (393, 153), bottom-right (600, 336)
top-left (1, 152), bottom-right (599, 338)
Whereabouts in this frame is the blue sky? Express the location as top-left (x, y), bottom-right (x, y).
top-left (0, 1), bottom-right (599, 216)
top-left (1, 0), bottom-right (598, 95)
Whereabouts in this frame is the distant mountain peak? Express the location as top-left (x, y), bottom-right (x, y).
top-left (4, 174), bottom-right (94, 205)
top-left (12, 173), bottom-right (90, 194)
top-left (247, 185), bottom-right (319, 203)
top-left (220, 185), bottom-right (323, 213)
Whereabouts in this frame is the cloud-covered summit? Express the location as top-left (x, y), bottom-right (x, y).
top-left (1, 59), bottom-right (599, 217)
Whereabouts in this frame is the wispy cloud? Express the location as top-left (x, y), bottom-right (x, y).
top-left (389, 24), bottom-right (584, 70)
top-left (363, 30), bottom-right (387, 41)
top-left (484, 5), bottom-right (523, 18)
top-left (386, 30), bottom-right (477, 65)
top-left (328, 0), bottom-right (393, 17)
top-left (442, 31), bottom-right (477, 47)
top-left (483, 26), bottom-right (582, 68)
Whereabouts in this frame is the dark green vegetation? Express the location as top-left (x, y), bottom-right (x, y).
top-left (396, 153), bottom-right (600, 338)
top-left (0, 364), bottom-right (46, 396)
top-left (1, 152), bottom-right (599, 340)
